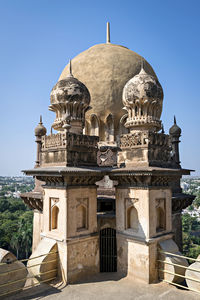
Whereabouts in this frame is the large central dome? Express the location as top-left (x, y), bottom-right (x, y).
top-left (59, 43), bottom-right (158, 143)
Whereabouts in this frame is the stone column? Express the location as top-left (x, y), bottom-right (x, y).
top-left (110, 172), bottom-right (174, 284)
top-left (33, 173), bottom-right (102, 283)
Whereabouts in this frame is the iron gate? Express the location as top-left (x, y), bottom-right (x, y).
top-left (100, 228), bottom-right (117, 272)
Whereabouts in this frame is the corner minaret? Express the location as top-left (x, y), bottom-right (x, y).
top-left (169, 116), bottom-right (181, 168)
top-left (34, 116), bottom-right (46, 167)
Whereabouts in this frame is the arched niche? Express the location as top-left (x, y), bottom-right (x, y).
top-left (127, 206), bottom-right (139, 231)
top-left (90, 114), bottom-right (99, 136)
top-left (156, 207), bottom-right (165, 232)
top-left (105, 114), bottom-right (114, 142)
top-left (76, 204), bottom-right (87, 231)
top-left (117, 114), bottom-right (129, 144)
top-left (51, 205), bottom-right (59, 230)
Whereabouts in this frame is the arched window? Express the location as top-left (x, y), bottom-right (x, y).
top-left (127, 206), bottom-right (139, 231)
top-left (135, 106), bottom-right (138, 116)
top-left (51, 206), bottom-right (59, 230)
top-left (90, 114), bottom-right (99, 136)
top-left (76, 205), bottom-right (87, 230)
top-left (156, 207), bottom-right (165, 232)
top-left (106, 114), bottom-right (114, 142)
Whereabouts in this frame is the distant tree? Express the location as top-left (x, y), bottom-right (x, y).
top-left (10, 232), bottom-right (22, 259)
top-left (182, 213), bottom-right (200, 258)
top-left (0, 199), bottom-right (9, 212)
top-left (0, 195), bottom-right (33, 259)
top-left (18, 211), bottom-right (33, 258)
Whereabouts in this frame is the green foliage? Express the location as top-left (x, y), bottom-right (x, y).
top-left (0, 197), bottom-right (33, 259)
top-left (193, 192), bottom-right (200, 208)
top-left (182, 213), bottom-right (200, 259)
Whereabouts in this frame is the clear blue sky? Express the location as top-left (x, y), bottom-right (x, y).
top-left (0, 0), bottom-right (200, 176)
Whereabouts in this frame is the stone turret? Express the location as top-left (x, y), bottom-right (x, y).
top-left (34, 116), bottom-right (46, 167)
top-left (118, 65), bottom-right (172, 168)
top-left (122, 64), bottom-right (163, 132)
top-left (169, 116), bottom-right (181, 168)
top-left (49, 60), bottom-right (91, 135)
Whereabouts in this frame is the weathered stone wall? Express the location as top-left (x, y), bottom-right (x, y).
top-left (116, 188), bottom-right (149, 238)
top-left (32, 210), bottom-right (43, 252)
top-left (42, 187), bottom-right (67, 241)
top-left (118, 132), bottom-right (172, 168)
top-left (116, 235), bottom-right (158, 283)
top-left (67, 186), bottom-right (97, 237)
top-left (115, 186), bottom-right (172, 283)
top-left (67, 236), bottom-right (99, 283)
top-left (149, 189), bottom-right (172, 237)
top-left (172, 212), bottom-right (183, 251)
top-left (39, 185), bottom-right (98, 283)
top-left (41, 132), bottom-right (98, 167)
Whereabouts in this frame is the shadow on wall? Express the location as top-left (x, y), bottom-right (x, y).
top-left (70, 271), bottom-right (125, 285)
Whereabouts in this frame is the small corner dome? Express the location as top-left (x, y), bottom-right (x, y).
top-left (122, 67), bottom-right (163, 106)
top-left (50, 75), bottom-right (91, 107)
top-left (169, 121), bottom-right (181, 136)
top-left (35, 117), bottom-right (47, 137)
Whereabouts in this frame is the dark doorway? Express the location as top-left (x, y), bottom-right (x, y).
top-left (100, 228), bottom-right (117, 272)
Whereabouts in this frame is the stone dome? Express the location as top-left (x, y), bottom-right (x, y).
top-left (122, 67), bottom-right (163, 131)
top-left (50, 75), bottom-right (90, 106)
top-left (35, 116), bottom-right (47, 137)
top-left (49, 70), bottom-right (91, 133)
top-left (123, 67), bottom-right (163, 105)
top-left (169, 117), bottom-right (181, 136)
top-left (59, 43), bottom-right (159, 142)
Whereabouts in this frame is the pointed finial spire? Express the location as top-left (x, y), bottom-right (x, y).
top-left (69, 59), bottom-right (72, 76)
top-left (161, 124), bottom-right (164, 133)
top-left (68, 59), bottom-right (73, 77)
top-left (106, 22), bottom-right (110, 43)
top-left (139, 59), bottom-right (146, 75)
top-left (174, 115), bottom-right (176, 124)
top-left (40, 115), bottom-right (42, 124)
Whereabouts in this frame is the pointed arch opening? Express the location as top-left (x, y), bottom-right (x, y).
top-left (76, 204), bottom-right (87, 231)
top-left (106, 114), bottom-right (114, 142)
top-left (90, 114), bottom-right (99, 136)
top-left (127, 206), bottom-right (139, 231)
top-left (156, 207), bottom-right (165, 232)
top-left (51, 205), bottom-right (59, 230)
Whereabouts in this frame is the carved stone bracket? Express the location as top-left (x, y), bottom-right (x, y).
top-left (110, 173), bottom-right (174, 188)
top-left (21, 193), bottom-right (43, 212)
top-left (172, 193), bottom-right (195, 213)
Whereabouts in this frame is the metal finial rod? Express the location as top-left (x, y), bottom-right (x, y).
top-left (106, 22), bottom-right (110, 43)
top-left (40, 115), bottom-right (42, 123)
top-left (174, 115), bottom-right (176, 124)
top-left (69, 59), bottom-right (72, 76)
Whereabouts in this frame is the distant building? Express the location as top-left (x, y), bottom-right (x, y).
top-left (181, 182), bottom-right (190, 191)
